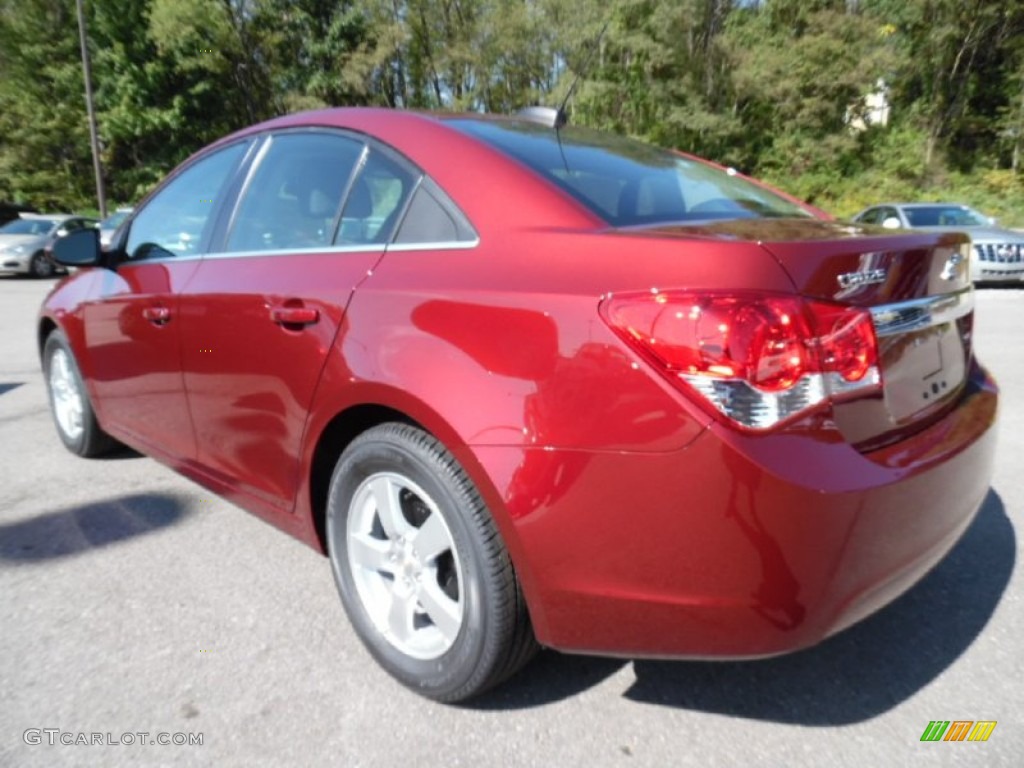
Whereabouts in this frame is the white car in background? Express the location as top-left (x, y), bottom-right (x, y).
top-left (852, 202), bottom-right (1024, 284)
top-left (0, 214), bottom-right (97, 278)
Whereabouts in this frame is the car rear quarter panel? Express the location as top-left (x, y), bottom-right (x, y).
top-left (473, 361), bottom-right (997, 655)
top-left (297, 228), bottom-right (802, 636)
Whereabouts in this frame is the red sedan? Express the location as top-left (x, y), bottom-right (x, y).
top-left (41, 108), bottom-right (997, 702)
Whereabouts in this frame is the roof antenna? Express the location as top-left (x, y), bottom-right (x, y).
top-left (556, 18), bottom-right (611, 127)
top-left (517, 18), bottom-right (612, 174)
top-left (516, 17), bottom-right (612, 130)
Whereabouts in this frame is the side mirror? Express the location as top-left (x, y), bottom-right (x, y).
top-left (881, 216), bottom-right (902, 229)
top-left (52, 227), bottom-right (102, 267)
top-left (987, 216), bottom-right (997, 226)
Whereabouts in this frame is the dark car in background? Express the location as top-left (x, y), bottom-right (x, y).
top-left (41, 108), bottom-right (997, 702)
top-left (853, 202), bottom-right (1024, 284)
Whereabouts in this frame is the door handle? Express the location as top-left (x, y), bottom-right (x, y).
top-left (270, 306), bottom-right (319, 326)
top-left (142, 306), bottom-right (171, 325)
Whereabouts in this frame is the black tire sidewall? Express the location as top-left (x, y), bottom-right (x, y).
top-left (30, 252), bottom-right (54, 278)
top-left (326, 427), bottom-right (494, 700)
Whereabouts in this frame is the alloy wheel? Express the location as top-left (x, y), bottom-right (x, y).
top-left (346, 471), bottom-right (464, 660)
top-left (48, 347), bottom-right (84, 442)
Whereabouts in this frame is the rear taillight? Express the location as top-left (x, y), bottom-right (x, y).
top-left (600, 291), bottom-right (882, 430)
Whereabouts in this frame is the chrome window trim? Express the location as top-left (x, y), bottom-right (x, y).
top-left (203, 244), bottom-right (387, 260)
top-left (115, 239), bottom-right (481, 266)
top-left (385, 239), bottom-right (480, 253)
top-left (117, 253), bottom-right (203, 265)
top-left (870, 288), bottom-right (973, 338)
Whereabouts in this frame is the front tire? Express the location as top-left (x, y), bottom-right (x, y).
top-left (29, 251), bottom-right (55, 278)
top-left (43, 331), bottom-right (118, 457)
top-left (326, 423), bottom-right (537, 702)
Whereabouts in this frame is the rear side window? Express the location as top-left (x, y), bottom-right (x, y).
top-left (226, 132), bottom-right (364, 252)
top-left (448, 119), bottom-right (812, 227)
top-left (394, 180), bottom-right (477, 244)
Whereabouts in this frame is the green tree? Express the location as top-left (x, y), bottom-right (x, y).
top-left (0, 0), bottom-right (97, 208)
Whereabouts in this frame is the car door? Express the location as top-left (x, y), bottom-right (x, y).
top-left (177, 131), bottom-right (417, 511)
top-left (83, 141), bottom-right (252, 460)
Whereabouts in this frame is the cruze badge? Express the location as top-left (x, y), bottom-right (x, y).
top-left (940, 252), bottom-right (966, 281)
top-left (837, 268), bottom-right (887, 289)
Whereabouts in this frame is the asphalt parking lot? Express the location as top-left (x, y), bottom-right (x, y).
top-left (0, 274), bottom-right (1021, 767)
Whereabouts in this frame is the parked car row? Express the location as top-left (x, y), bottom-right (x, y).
top-left (0, 208), bottom-right (135, 278)
top-left (852, 202), bottom-right (1024, 284)
top-left (0, 214), bottom-right (98, 278)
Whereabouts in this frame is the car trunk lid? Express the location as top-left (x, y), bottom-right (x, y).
top-left (626, 219), bottom-right (975, 448)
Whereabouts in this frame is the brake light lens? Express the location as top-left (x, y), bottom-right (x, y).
top-left (601, 291), bottom-right (881, 430)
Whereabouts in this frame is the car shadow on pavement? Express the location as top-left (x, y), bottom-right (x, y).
top-left (623, 488), bottom-right (1013, 724)
top-left (471, 489), bottom-right (1013, 718)
top-left (0, 492), bottom-right (192, 563)
top-left (97, 444), bottom-right (144, 460)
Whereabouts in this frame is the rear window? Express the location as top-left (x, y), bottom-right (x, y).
top-left (447, 119), bottom-right (811, 227)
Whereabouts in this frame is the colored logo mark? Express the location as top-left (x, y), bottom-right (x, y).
top-left (920, 720), bottom-right (997, 742)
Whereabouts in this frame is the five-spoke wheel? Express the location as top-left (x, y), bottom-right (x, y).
top-left (327, 423), bottom-right (537, 702)
top-left (347, 472), bottom-right (464, 659)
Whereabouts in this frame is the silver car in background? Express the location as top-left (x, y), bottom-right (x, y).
top-left (852, 202), bottom-right (1024, 284)
top-left (0, 214), bottom-right (97, 278)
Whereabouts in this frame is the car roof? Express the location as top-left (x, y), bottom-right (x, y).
top-left (194, 107), bottom-right (604, 234)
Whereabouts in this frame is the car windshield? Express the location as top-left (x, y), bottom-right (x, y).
top-left (0, 218), bottom-right (58, 235)
top-left (903, 205), bottom-right (989, 227)
top-left (100, 210), bottom-right (130, 230)
top-left (448, 118), bottom-right (812, 227)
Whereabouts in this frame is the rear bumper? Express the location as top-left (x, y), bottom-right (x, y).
top-left (475, 361), bottom-right (998, 658)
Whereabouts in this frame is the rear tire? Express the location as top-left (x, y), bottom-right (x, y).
top-left (326, 423), bottom-right (537, 702)
top-left (43, 331), bottom-right (118, 457)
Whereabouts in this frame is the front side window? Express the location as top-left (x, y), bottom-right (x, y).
top-left (125, 142), bottom-right (249, 261)
top-left (225, 132), bottom-right (364, 253)
top-left (57, 218), bottom-right (93, 236)
top-left (448, 119), bottom-right (813, 227)
top-left (857, 208), bottom-right (883, 225)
